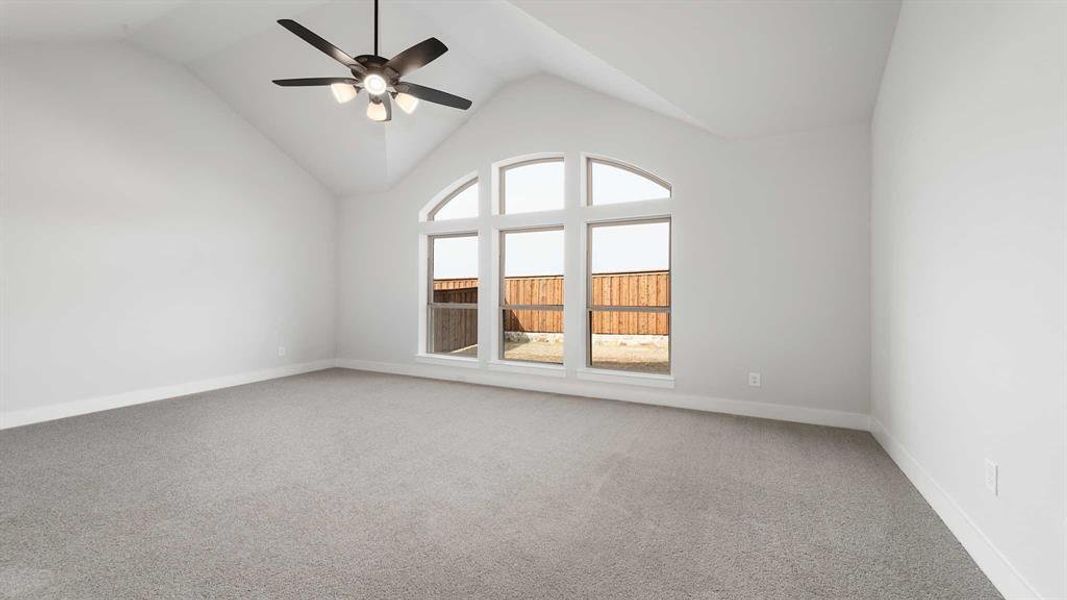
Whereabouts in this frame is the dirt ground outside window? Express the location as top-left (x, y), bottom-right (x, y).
top-left (446, 334), bottom-right (669, 374)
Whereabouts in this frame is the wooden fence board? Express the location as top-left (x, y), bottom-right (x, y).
top-left (430, 271), bottom-right (669, 351)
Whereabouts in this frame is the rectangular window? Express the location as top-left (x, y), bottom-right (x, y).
top-left (588, 219), bottom-right (670, 374)
top-left (500, 228), bottom-right (564, 364)
top-left (428, 234), bottom-right (478, 356)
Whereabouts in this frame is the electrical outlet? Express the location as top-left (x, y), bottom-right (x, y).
top-left (748, 372), bottom-right (762, 387)
top-left (277, 346), bottom-right (287, 357)
top-left (984, 459), bottom-right (998, 496)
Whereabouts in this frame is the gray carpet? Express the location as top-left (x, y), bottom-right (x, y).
top-left (1, 368), bottom-right (1000, 599)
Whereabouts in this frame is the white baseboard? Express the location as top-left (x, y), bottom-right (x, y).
top-left (334, 358), bottom-right (870, 431)
top-left (0, 360), bottom-right (336, 430)
top-left (869, 418), bottom-right (1045, 600)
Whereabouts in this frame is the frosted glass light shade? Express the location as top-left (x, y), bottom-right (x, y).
top-left (366, 99), bottom-right (387, 121)
top-left (330, 83), bottom-right (358, 104)
top-left (395, 93), bottom-right (419, 114)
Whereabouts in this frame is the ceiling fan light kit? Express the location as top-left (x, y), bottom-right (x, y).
top-left (362, 73), bottom-right (388, 96)
top-left (330, 82), bottom-right (359, 104)
top-left (395, 92), bottom-right (419, 114)
top-left (272, 0), bottom-right (472, 123)
top-left (366, 96), bottom-right (388, 122)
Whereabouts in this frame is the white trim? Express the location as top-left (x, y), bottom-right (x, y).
top-left (581, 198), bottom-right (672, 222)
top-left (576, 367), bottom-right (675, 389)
top-left (0, 360), bottom-right (335, 430)
top-left (869, 418), bottom-right (1046, 600)
top-left (336, 358), bottom-right (868, 430)
top-left (415, 353), bottom-right (480, 368)
top-left (418, 218), bottom-right (479, 235)
top-left (488, 359), bottom-right (566, 377)
top-left (488, 226), bottom-right (503, 363)
top-left (491, 209), bottom-right (568, 230)
top-left (416, 233), bottom-right (429, 355)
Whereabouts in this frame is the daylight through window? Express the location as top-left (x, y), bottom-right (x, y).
top-left (500, 158), bottom-right (565, 214)
top-left (588, 219), bottom-right (671, 374)
top-left (430, 178), bottom-right (478, 221)
top-left (420, 155), bottom-right (671, 378)
top-left (500, 228), bottom-right (564, 364)
top-left (428, 234), bottom-right (478, 356)
top-left (588, 159), bottom-right (670, 205)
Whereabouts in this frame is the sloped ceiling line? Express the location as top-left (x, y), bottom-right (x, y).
top-left (0, 0), bottom-right (900, 195)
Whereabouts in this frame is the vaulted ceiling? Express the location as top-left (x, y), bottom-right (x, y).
top-left (0, 0), bottom-right (900, 196)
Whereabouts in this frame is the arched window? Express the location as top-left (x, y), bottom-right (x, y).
top-left (419, 154), bottom-right (672, 381)
top-left (499, 158), bottom-right (565, 214)
top-left (428, 177), bottom-right (478, 221)
top-left (587, 158), bottom-right (670, 205)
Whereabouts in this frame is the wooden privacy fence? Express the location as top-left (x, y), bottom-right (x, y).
top-left (430, 279), bottom-right (478, 353)
top-left (589, 270), bottom-right (670, 336)
top-left (432, 271), bottom-right (669, 351)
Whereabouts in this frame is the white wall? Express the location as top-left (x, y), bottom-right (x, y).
top-left (337, 75), bottom-right (871, 425)
top-left (871, 2), bottom-right (1066, 598)
top-left (0, 42), bottom-right (336, 424)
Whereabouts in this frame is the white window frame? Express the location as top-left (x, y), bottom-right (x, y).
top-left (426, 232), bottom-right (480, 358)
top-left (585, 217), bottom-right (672, 376)
top-left (498, 226), bottom-right (566, 366)
top-left (417, 152), bottom-right (673, 386)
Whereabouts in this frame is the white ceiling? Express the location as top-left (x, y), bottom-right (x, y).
top-left (0, 0), bottom-right (183, 41)
top-left (512, 0), bottom-right (901, 139)
top-left (0, 0), bottom-right (900, 195)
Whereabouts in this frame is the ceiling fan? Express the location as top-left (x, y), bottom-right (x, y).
top-left (272, 0), bottom-right (472, 122)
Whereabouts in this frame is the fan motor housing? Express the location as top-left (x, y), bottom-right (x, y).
top-left (354, 55), bottom-right (397, 80)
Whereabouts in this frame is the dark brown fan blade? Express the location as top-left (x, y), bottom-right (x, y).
top-left (384, 38), bottom-right (447, 76)
top-left (272, 77), bottom-right (360, 87)
top-left (394, 82), bottom-right (471, 110)
top-left (277, 19), bottom-right (366, 75)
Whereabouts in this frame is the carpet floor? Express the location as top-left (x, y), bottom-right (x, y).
top-left (1, 368), bottom-right (1000, 599)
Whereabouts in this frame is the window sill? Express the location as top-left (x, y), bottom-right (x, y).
top-left (487, 360), bottom-right (566, 377)
top-left (576, 368), bottom-right (675, 389)
top-left (415, 353), bottom-right (480, 368)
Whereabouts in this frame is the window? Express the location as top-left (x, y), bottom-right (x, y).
top-left (420, 154), bottom-right (671, 381)
top-left (588, 219), bottom-right (670, 374)
top-left (588, 158), bottom-right (670, 205)
top-left (428, 234), bottom-right (478, 356)
top-left (500, 158), bottom-right (565, 214)
top-left (500, 228), bottom-right (564, 364)
top-left (430, 179), bottom-right (478, 221)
